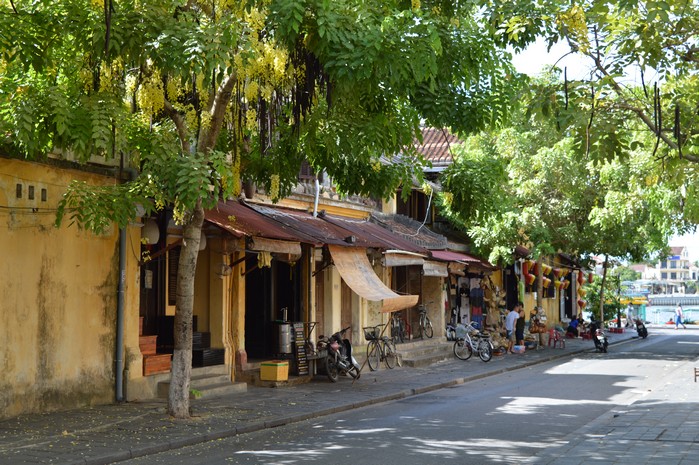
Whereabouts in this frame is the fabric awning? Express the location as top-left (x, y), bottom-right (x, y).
top-left (423, 261), bottom-right (448, 277)
top-left (328, 245), bottom-right (418, 313)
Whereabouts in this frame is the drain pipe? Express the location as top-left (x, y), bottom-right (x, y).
top-left (116, 227), bottom-right (126, 402)
top-left (313, 178), bottom-right (320, 217)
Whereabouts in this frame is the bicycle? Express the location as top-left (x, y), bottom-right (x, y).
top-left (390, 312), bottom-right (410, 343)
top-left (417, 305), bottom-right (433, 339)
top-left (453, 322), bottom-right (493, 362)
top-left (364, 325), bottom-right (399, 370)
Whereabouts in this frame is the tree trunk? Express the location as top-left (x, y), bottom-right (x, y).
top-left (598, 255), bottom-right (609, 324)
top-left (168, 200), bottom-right (204, 419)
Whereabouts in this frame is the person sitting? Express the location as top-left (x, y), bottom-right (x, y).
top-left (566, 317), bottom-right (579, 338)
top-left (576, 314), bottom-right (588, 338)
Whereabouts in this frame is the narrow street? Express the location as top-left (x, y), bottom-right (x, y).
top-left (119, 329), bottom-right (699, 465)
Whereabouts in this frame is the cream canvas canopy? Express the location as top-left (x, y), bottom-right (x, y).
top-left (327, 245), bottom-right (418, 313)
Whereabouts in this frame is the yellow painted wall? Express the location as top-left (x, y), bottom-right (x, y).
top-left (0, 158), bottom-right (141, 418)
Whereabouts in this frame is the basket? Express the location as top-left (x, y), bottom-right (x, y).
top-left (363, 325), bottom-right (381, 341)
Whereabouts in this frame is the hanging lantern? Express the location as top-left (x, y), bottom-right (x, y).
top-left (522, 261), bottom-right (530, 276)
top-left (553, 268), bottom-right (563, 279)
top-left (554, 279), bottom-right (562, 290)
top-left (562, 280), bottom-right (570, 290)
top-left (142, 218), bottom-right (160, 245)
top-left (525, 273), bottom-right (536, 285)
top-left (577, 288), bottom-right (587, 297)
top-left (577, 272), bottom-right (584, 286)
top-left (577, 299), bottom-right (587, 308)
top-left (588, 272), bottom-right (594, 284)
top-left (529, 262), bottom-right (539, 276)
top-left (542, 277), bottom-right (552, 288)
top-left (541, 264), bottom-right (552, 275)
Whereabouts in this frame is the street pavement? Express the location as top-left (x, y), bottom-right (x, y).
top-left (0, 327), bottom-right (695, 465)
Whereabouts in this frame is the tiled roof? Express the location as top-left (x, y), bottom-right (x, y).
top-left (414, 127), bottom-right (463, 169)
top-left (669, 246), bottom-right (685, 256)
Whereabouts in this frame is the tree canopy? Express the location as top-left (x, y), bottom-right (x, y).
top-left (0, 0), bottom-right (523, 418)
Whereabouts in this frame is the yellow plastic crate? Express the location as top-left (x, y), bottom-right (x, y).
top-left (260, 360), bottom-right (289, 381)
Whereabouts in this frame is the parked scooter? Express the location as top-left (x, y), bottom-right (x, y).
top-left (317, 326), bottom-right (361, 382)
top-left (589, 320), bottom-right (609, 353)
top-left (634, 318), bottom-right (648, 338)
top-left (446, 307), bottom-right (458, 341)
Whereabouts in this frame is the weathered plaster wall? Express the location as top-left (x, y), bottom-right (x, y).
top-left (0, 158), bottom-right (138, 419)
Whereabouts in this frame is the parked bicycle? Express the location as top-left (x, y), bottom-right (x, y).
top-left (453, 322), bottom-right (493, 362)
top-left (364, 325), bottom-right (399, 370)
top-left (417, 305), bottom-right (433, 339)
top-left (391, 312), bottom-right (410, 343)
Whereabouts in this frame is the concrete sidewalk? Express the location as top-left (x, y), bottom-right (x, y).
top-left (0, 329), bottom-right (650, 465)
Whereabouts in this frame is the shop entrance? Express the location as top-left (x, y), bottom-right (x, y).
top-left (244, 253), bottom-right (301, 359)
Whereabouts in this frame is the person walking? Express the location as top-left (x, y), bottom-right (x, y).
top-left (515, 307), bottom-right (526, 346)
top-left (675, 304), bottom-right (686, 329)
top-left (506, 301), bottom-right (522, 354)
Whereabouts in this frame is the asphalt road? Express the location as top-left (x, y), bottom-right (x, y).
top-left (121, 329), bottom-right (698, 465)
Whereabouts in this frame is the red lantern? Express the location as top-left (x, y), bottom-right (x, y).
top-left (542, 277), bottom-right (551, 288)
top-left (577, 272), bottom-right (584, 286)
top-left (588, 272), bottom-right (594, 284)
top-left (553, 268), bottom-right (563, 279)
top-left (524, 273), bottom-right (536, 285)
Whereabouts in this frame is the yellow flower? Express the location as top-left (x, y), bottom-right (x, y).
top-left (245, 109), bottom-right (258, 131)
top-left (269, 174), bottom-right (280, 201)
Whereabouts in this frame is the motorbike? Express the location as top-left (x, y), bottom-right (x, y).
top-left (589, 320), bottom-right (609, 353)
top-left (634, 318), bottom-right (648, 338)
top-left (446, 307), bottom-right (458, 341)
top-left (317, 326), bottom-right (361, 382)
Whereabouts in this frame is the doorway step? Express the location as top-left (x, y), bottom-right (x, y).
top-left (140, 327), bottom-right (172, 376)
top-left (157, 365), bottom-right (247, 399)
top-left (192, 331), bottom-right (225, 367)
top-left (396, 338), bottom-right (454, 367)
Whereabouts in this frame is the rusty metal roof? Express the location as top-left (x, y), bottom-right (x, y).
top-left (370, 213), bottom-right (449, 250)
top-left (321, 214), bottom-right (428, 254)
top-left (204, 200), bottom-right (320, 245)
top-left (249, 203), bottom-right (402, 249)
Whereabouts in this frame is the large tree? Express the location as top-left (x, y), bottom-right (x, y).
top-left (484, 0), bottom-right (699, 227)
top-left (439, 73), bottom-right (676, 317)
top-left (0, 0), bottom-right (520, 418)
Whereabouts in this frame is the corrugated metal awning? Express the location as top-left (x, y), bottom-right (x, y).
top-left (205, 200), bottom-right (319, 245)
top-left (249, 237), bottom-right (302, 255)
top-left (430, 250), bottom-right (480, 263)
top-left (423, 261), bottom-right (448, 277)
top-left (384, 251), bottom-right (425, 267)
top-left (328, 245), bottom-right (418, 313)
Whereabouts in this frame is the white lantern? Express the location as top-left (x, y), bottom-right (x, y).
top-left (142, 219), bottom-right (160, 245)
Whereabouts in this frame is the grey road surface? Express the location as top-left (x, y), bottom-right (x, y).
top-left (121, 330), bottom-right (697, 465)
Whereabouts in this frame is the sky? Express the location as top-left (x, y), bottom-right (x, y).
top-left (512, 41), bottom-right (699, 264)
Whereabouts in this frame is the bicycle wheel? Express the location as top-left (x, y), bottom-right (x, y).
top-left (382, 340), bottom-right (397, 369)
top-left (453, 338), bottom-right (472, 360)
top-left (424, 317), bottom-right (433, 338)
top-left (478, 340), bottom-right (493, 362)
top-left (366, 340), bottom-right (380, 371)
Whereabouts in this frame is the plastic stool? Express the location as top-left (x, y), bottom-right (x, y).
top-left (548, 329), bottom-right (565, 349)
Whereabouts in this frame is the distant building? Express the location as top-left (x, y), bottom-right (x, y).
top-left (639, 246), bottom-right (693, 293)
